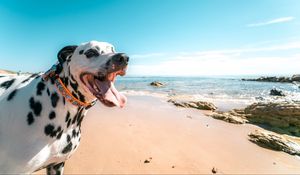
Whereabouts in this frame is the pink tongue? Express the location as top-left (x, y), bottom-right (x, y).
top-left (95, 79), bottom-right (127, 108)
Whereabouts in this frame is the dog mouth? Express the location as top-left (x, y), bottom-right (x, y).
top-left (80, 67), bottom-right (127, 108)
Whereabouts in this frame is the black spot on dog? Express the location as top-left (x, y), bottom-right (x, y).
top-left (84, 48), bottom-right (100, 58)
top-left (50, 77), bottom-right (55, 85)
top-left (29, 97), bottom-right (42, 116)
top-left (70, 74), bottom-right (76, 82)
top-left (36, 81), bottom-right (46, 96)
top-left (65, 111), bottom-right (70, 122)
top-left (47, 162), bottom-right (65, 174)
top-left (79, 50), bottom-right (84, 55)
top-left (72, 129), bottom-right (76, 138)
top-left (71, 91), bottom-right (78, 99)
top-left (7, 89), bottom-right (18, 101)
top-left (68, 68), bottom-right (71, 77)
top-left (67, 135), bottom-right (71, 142)
top-left (85, 104), bottom-right (92, 110)
top-left (44, 124), bottom-right (55, 136)
top-left (49, 111), bottom-right (56, 120)
top-left (45, 125), bottom-right (61, 138)
top-left (22, 78), bottom-right (31, 84)
top-left (55, 64), bottom-right (63, 75)
top-left (27, 112), bottom-right (34, 125)
top-left (106, 59), bottom-right (111, 67)
top-left (63, 77), bottom-right (69, 87)
top-left (56, 130), bottom-right (63, 139)
top-left (78, 91), bottom-right (85, 102)
top-left (62, 142), bottom-right (73, 154)
top-left (77, 109), bottom-right (84, 122)
top-left (63, 97), bottom-right (66, 105)
top-left (34, 75), bottom-right (41, 79)
top-left (70, 81), bottom-right (78, 92)
top-left (22, 74), bottom-right (38, 83)
top-left (0, 79), bottom-right (15, 89)
top-left (46, 88), bottom-right (50, 96)
top-left (72, 108), bottom-right (83, 124)
top-left (77, 116), bottom-right (84, 127)
top-left (57, 126), bottom-right (62, 133)
top-left (67, 119), bottom-right (71, 128)
top-left (51, 92), bottom-right (59, 108)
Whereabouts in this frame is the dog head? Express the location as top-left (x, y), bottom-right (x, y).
top-left (57, 41), bottom-right (129, 108)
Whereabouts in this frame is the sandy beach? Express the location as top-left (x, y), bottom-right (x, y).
top-left (36, 95), bottom-right (300, 174)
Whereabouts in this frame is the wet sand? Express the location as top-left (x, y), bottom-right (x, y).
top-left (38, 95), bottom-right (300, 174)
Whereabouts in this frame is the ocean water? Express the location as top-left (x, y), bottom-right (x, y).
top-left (115, 76), bottom-right (300, 111)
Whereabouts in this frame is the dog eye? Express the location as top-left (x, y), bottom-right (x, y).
top-left (84, 48), bottom-right (100, 58)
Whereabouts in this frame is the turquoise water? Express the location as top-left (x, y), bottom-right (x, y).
top-left (115, 76), bottom-right (300, 111)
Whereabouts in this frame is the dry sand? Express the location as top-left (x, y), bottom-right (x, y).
top-left (37, 95), bottom-right (300, 174)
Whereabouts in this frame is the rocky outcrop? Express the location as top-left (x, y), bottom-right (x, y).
top-left (207, 102), bottom-right (300, 137)
top-left (242, 74), bottom-right (300, 83)
top-left (291, 74), bottom-right (300, 82)
top-left (249, 129), bottom-right (300, 156)
top-left (270, 88), bottom-right (285, 96)
top-left (150, 81), bottom-right (164, 87)
top-left (168, 99), bottom-right (217, 111)
top-left (208, 109), bottom-right (248, 124)
top-left (244, 102), bottom-right (300, 136)
top-left (204, 101), bottom-right (300, 155)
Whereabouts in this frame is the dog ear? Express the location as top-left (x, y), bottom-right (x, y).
top-left (57, 45), bottom-right (78, 64)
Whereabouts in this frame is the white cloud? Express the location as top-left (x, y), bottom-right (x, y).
top-left (128, 54), bottom-right (300, 76)
top-left (127, 41), bottom-right (300, 76)
top-left (247, 16), bottom-right (295, 27)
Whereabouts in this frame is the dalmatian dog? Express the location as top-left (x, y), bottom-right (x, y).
top-left (0, 41), bottom-right (129, 174)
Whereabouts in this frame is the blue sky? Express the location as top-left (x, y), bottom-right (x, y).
top-left (0, 0), bottom-right (299, 76)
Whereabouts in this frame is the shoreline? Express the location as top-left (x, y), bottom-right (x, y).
top-left (38, 95), bottom-right (300, 174)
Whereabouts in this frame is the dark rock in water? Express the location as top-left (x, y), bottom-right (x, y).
top-left (150, 81), bottom-right (164, 87)
top-left (255, 96), bottom-right (264, 101)
top-left (242, 76), bottom-right (295, 83)
top-left (270, 88), bottom-right (285, 96)
top-left (168, 99), bottom-right (217, 111)
top-left (291, 74), bottom-right (300, 82)
top-left (243, 75), bottom-right (300, 83)
top-left (249, 129), bottom-right (300, 156)
top-left (278, 76), bottom-right (291, 83)
top-left (208, 110), bottom-right (248, 124)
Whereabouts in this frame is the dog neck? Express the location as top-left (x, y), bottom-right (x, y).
top-left (43, 63), bottom-right (97, 109)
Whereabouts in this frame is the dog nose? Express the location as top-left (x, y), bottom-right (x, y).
top-left (112, 53), bottom-right (129, 65)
